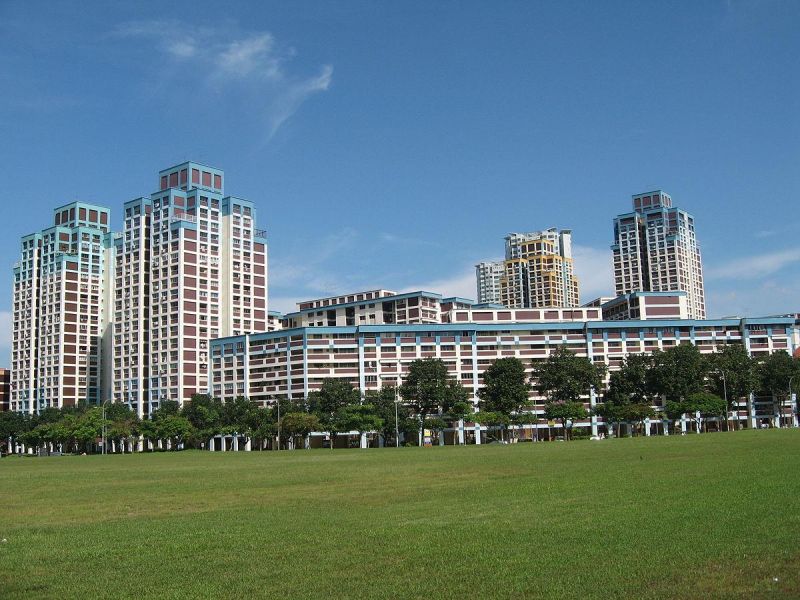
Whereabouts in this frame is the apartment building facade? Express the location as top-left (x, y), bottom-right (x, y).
top-left (211, 291), bottom-right (798, 434)
top-left (476, 229), bottom-right (580, 309)
top-left (11, 203), bottom-right (112, 413)
top-left (282, 290), bottom-right (444, 329)
top-left (11, 162), bottom-right (268, 416)
top-left (612, 191), bottom-right (706, 319)
top-left (475, 261), bottom-right (504, 304)
top-left (116, 163), bottom-right (268, 415)
top-left (0, 368), bottom-right (10, 412)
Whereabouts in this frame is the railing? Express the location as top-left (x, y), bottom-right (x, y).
top-left (171, 211), bottom-right (197, 224)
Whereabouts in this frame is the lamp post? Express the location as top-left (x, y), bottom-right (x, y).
top-left (717, 370), bottom-right (728, 431)
top-left (790, 376), bottom-right (796, 428)
top-left (101, 401), bottom-right (107, 455)
top-left (394, 385), bottom-right (400, 448)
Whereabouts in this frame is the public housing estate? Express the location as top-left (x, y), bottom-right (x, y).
top-left (11, 162), bottom-right (267, 417)
top-left (8, 165), bottom-right (800, 437)
top-left (212, 289), bottom-right (799, 438)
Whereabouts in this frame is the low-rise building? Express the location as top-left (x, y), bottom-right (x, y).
top-left (211, 289), bottom-right (799, 437)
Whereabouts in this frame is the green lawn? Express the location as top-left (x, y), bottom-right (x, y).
top-left (1, 430), bottom-right (799, 599)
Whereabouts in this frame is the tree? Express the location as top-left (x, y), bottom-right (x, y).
top-left (448, 400), bottom-right (476, 445)
top-left (221, 396), bottom-right (259, 448)
top-left (335, 404), bottom-right (383, 448)
top-left (308, 379), bottom-right (361, 449)
top-left (544, 401), bottom-right (588, 441)
top-left (401, 358), bottom-right (465, 445)
top-left (531, 347), bottom-right (605, 439)
top-left (705, 344), bottom-right (757, 431)
top-left (598, 354), bottom-right (654, 437)
top-left (478, 358), bottom-right (531, 441)
top-left (0, 411), bottom-right (31, 454)
top-left (105, 403), bottom-right (140, 452)
top-left (144, 402), bottom-right (194, 450)
top-left (366, 387), bottom-right (417, 447)
top-left (755, 351), bottom-right (800, 427)
top-left (685, 391), bottom-right (726, 433)
top-left (72, 407), bottom-right (106, 453)
top-left (246, 404), bottom-right (276, 450)
top-left (280, 412), bottom-right (321, 449)
top-left (181, 394), bottom-right (224, 446)
top-left (473, 410), bottom-right (511, 442)
top-left (155, 415), bottom-right (194, 450)
top-left (647, 344), bottom-right (707, 404)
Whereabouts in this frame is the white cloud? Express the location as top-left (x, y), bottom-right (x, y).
top-left (401, 268), bottom-right (477, 301)
top-left (706, 280), bottom-right (800, 318)
top-left (269, 228), bottom-right (358, 289)
top-left (215, 33), bottom-right (280, 78)
top-left (379, 232), bottom-right (441, 247)
top-left (0, 311), bottom-right (10, 348)
top-left (706, 248), bottom-right (800, 280)
top-left (573, 245), bottom-right (614, 302)
top-left (0, 311), bottom-right (10, 366)
top-left (268, 296), bottom-right (304, 314)
top-left (113, 21), bottom-right (332, 138)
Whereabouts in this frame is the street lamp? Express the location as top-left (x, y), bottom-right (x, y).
top-left (715, 370), bottom-right (728, 431)
top-left (394, 385), bottom-right (400, 448)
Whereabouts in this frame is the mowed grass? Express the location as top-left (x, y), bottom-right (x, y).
top-left (1, 431), bottom-right (799, 599)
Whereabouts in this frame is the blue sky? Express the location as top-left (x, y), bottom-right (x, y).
top-left (1, 0), bottom-right (799, 364)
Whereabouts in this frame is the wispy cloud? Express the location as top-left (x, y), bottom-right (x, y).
top-left (112, 20), bottom-right (332, 138)
top-left (267, 227), bottom-right (391, 306)
top-left (707, 248), bottom-right (800, 280)
top-left (379, 232), bottom-right (441, 247)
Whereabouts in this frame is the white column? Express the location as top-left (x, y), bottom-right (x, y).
top-left (590, 388), bottom-right (598, 437)
top-left (644, 418), bottom-right (651, 436)
top-left (474, 423), bottom-right (481, 444)
top-left (221, 437), bottom-right (227, 451)
top-left (233, 436), bottom-right (239, 452)
top-left (245, 438), bottom-right (252, 451)
top-left (680, 415), bottom-right (687, 434)
top-left (458, 419), bottom-right (465, 445)
top-left (748, 393), bottom-right (757, 429)
top-left (209, 438), bottom-right (215, 451)
top-left (360, 433), bottom-right (367, 449)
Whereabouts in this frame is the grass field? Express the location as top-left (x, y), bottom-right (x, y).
top-left (1, 430), bottom-right (799, 599)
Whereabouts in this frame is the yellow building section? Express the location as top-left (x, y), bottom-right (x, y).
top-left (498, 252), bottom-right (580, 308)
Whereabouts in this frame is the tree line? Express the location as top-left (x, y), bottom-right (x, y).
top-left (2, 343), bottom-right (798, 454)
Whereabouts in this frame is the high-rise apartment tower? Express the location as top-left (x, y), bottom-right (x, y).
top-left (611, 190), bottom-right (705, 319)
top-left (476, 228), bottom-right (580, 308)
top-left (11, 162), bottom-right (268, 416)
top-left (11, 204), bottom-right (113, 413)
